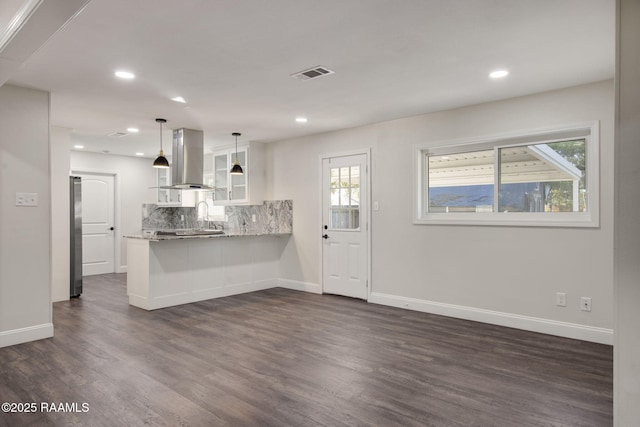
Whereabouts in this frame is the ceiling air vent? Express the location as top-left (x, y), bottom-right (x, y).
top-left (108, 131), bottom-right (127, 137)
top-left (290, 66), bottom-right (335, 81)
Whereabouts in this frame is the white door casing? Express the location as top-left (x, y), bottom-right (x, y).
top-left (322, 153), bottom-right (369, 300)
top-left (79, 173), bottom-right (115, 276)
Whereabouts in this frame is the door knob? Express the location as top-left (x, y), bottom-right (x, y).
top-left (322, 234), bottom-right (329, 239)
top-left (109, 227), bottom-right (114, 231)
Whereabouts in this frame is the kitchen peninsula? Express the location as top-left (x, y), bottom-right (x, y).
top-left (125, 201), bottom-right (292, 310)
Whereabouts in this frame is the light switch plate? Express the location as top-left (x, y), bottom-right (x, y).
top-left (16, 192), bottom-right (38, 207)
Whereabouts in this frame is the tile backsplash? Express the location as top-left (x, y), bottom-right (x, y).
top-left (142, 205), bottom-right (198, 230)
top-left (142, 200), bottom-right (292, 235)
top-left (225, 200), bottom-right (293, 234)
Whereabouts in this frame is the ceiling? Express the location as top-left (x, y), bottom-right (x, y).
top-left (3, 0), bottom-right (614, 158)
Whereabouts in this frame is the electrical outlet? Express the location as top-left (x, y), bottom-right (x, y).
top-left (556, 292), bottom-right (567, 307)
top-left (581, 297), bottom-right (592, 312)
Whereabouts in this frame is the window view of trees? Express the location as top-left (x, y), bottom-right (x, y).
top-left (543, 140), bottom-right (586, 212)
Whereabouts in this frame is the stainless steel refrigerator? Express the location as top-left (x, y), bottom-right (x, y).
top-left (70, 176), bottom-right (83, 297)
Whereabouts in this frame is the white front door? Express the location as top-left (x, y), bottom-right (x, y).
top-left (79, 173), bottom-right (115, 276)
top-left (322, 153), bottom-right (368, 300)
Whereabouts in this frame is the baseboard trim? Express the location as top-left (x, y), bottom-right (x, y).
top-left (130, 279), bottom-right (278, 310)
top-left (369, 292), bottom-right (613, 345)
top-left (0, 323), bottom-right (54, 348)
top-left (277, 279), bottom-right (322, 294)
top-left (129, 278), bottom-right (322, 310)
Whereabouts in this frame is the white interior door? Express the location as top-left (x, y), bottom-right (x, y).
top-left (79, 173), bottom-right (115, 276)
top-left (322, 153), bottom-right (368, 299)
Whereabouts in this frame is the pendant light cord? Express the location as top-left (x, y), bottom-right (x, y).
top-left (234, 132), bottom-right (239, 162)
top-left (156, 118), bottom-right (167, 155)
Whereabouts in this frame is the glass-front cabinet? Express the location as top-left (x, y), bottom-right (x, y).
top-left (213, 151), bottom-right (230, 202)
top-left (157, 168), bottom-right (180, 204)
top-left (208, 142), bottom-right (262, 206)
top-left (156, 168), bottom-right (194, 206)
top-left (230, 150), bottom-right (247, 200)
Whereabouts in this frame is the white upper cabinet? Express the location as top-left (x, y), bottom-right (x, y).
top-left (156, 168), bottom-right (173, 204)
top-left (207, 141), bottom-right (264, 206)
top-left (156, 168), bottom-right (196, 206)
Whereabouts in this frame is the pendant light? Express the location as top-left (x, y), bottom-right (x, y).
top-left (230, 132), bottom-right (244, 175)
top-left (152, 118), bottom-right (170, 168)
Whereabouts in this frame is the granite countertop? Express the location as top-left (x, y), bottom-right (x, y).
top-left (124, 231), bottom-right (291, 241)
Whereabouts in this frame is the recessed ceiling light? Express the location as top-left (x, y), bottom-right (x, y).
top-left (295, 117), bottom-right (308, 123)
top-left (171, 96), bottom-right (186, 103)
top-left (127, 127), bottom-right (139, 133)
top-left (114, 70), bottom-right (135, 79)
top-left (135, 152), bottom-right (144, 156)
top-left (489, 70), bottom-right (509, 79)
top-left (73, 145), bottom-right (84, 149)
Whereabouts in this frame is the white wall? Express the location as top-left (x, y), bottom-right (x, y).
top-left (266, 80), bottom-right (615, 344)
top-left (49, 146), bottom-right (157, 302)
top-left (0, 84), bottom-right (53, 347)
top-left (614, 0), bottom-right (640, 423)
top-left (70, 151), bottom-right (157, 269)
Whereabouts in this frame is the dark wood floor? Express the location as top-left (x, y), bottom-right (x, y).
top-left (0, 274), bottom-right (612, 426)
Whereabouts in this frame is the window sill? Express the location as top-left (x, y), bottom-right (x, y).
top-left (413, 212), bottom-right (598, 228)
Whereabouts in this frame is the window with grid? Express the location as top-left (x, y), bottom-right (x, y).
top-left (414, 122), bottom-right (599, 227)
top-left (330, 165), bottom-right (361, 230)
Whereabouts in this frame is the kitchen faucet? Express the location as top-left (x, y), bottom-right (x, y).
top-left (196, 201), bottom-right (209, 229)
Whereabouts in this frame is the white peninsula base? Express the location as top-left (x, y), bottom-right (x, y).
top-left (126, 235), bottom-right (286, 310)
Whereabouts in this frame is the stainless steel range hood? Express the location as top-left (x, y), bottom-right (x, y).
top-left (161, 128), bottom-right (213, 190)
